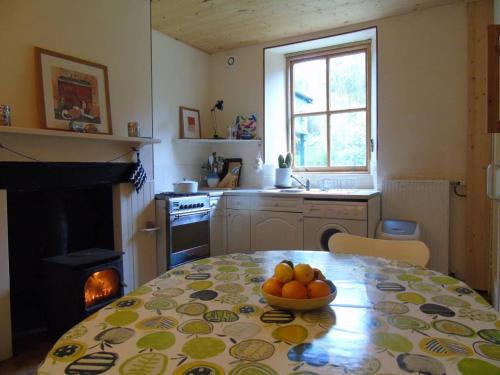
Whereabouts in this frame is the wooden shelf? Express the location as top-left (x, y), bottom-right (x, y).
top-left (173, 138), bottom-right (261, 145)
top-left (0, 126), bottom-right (161, 146)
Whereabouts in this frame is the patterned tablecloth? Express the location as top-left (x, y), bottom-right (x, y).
top-left (38, 251), bottom-right (500, 375)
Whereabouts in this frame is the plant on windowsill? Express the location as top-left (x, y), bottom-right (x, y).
top-left (275, 153), bottom-right (293, 188)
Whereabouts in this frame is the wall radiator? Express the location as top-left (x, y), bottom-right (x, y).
top-left (382, 180), bottom-right (450, 274)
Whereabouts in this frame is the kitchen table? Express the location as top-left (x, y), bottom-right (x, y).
top-left (38, 251), bottom-right (500, 374)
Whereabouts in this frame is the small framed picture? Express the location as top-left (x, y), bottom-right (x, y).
top-left (35, 47), bottom-right (112, 134)
top-left (179, 107), bottom-right (201, 139)
top-left (218, 158), bottom-right (242, 188)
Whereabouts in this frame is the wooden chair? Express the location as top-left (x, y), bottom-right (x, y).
top-left (328, 233), bottom-right (430, 267)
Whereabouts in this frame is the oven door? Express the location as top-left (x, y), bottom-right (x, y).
top-left (168, 210), bottom-right (210, 269)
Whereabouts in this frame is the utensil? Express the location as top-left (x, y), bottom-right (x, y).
top-left (173, 179), bottom-right (198, 194)
top-left (208, 154), bottom-right (214, 171)
top-left (261, 284), bottom-right (337, 311)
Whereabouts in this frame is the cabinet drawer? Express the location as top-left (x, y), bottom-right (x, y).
top-left (210, 196), bottom-right (226, 210)
top-left (303, 201), bottom-right (367, 220)
top-left (251, 197), bottom-right (303, 212)
top-left (227, 196), bottom-right (250, 210)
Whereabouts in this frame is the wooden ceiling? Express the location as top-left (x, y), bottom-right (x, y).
top-left (151, 0), bottom-right (459, 54)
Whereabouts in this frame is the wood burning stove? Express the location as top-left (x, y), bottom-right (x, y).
top-left (84, 269), bottom-right (121, 309)
top-left (42, 248), bottom-right (123, 338)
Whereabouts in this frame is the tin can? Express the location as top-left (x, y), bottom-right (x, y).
top-left (128, 121), bottom-right (140, 137)
top-left (0, 105), bottom-right (11, 126)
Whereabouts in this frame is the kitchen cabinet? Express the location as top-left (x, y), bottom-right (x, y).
top-left (251, 210), bottom-right (303, 251)
top-left (210, 197), bottom-right (226, 256)
top-left (226, 209), bottom-right (251, 252)
top-left (227, 196), bottom-right (251, 210)
top-left (251, 197), bottom-right (303, 212)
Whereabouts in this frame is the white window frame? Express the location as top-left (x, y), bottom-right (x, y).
top-left (287, 43), bottom-right (371, 172)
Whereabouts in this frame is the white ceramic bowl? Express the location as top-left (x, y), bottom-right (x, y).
top-left (261, 284), bottom-right (337, 311)
top-left (173, 180), bottom-right (198, 194)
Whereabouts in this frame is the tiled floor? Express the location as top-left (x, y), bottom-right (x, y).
top-left (0, 336), bottom-right (53, 375)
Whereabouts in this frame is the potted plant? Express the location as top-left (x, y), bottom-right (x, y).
top-left (275, 153), bottom-right (293, 188)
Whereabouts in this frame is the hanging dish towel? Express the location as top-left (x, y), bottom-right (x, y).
top-left (130, 151), bottom-right (146, 193)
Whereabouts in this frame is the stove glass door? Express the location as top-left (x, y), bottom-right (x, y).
top-left (169, 211), bottom-right (210, 268)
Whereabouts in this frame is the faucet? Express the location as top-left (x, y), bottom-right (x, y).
top-left (290, 175), bottom-right (311, 191)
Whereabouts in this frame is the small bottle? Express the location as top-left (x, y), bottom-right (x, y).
top-left (0, 105), bottom-right (11, 126)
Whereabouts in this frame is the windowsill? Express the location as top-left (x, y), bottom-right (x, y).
top-left (293, 169), bottom-right (370, 174)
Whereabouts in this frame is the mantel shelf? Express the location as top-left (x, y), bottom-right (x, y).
top-left (173, 138), bottom-right (261, 145)
top-left (0, 126), bottom-right (161, 146)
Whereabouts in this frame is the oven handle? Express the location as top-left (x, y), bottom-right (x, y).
top-left (171, 210), bottom-right (210, 221)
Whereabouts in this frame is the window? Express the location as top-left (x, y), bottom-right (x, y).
top-left (288, 44), bottom-right (371, 172)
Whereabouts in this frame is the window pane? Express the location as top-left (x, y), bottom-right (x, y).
top-left (293, 59), bottom-right (326, 114)
top-left (329, 51), bottom-right (366, 111)
top-left (294, 115), bottom-right (327, 167)
top-left (330, 111), bottom-right (366, 167)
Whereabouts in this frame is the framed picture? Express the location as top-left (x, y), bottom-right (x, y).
top-left (218, 158), bottom-right (242, 188)
top-left (235, 113), bottom-right (257, 139)
top-left (179, 106), bottom-right (201, 139)
top-left (35, 47), bottom-right (112, 134)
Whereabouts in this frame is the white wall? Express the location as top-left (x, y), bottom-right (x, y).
top-left (207, 2), bottom-right (468, 277)
top-left (264, 51), bottom-right (288, 168)
top-left (0, 0), bottom-right (153, 174)
top-left (207, 142), bottom-right (264, 187)
top-left (377, 2), bottom-right (468, 279)
top-left (152, 30), bottom-right (211, 193)
top-left (209, 48), bottom-right (264, 140)
top-left (0, 0), bottom-right (153, 361)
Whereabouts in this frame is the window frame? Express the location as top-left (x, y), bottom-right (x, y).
top-left (287, 43), bottom-right (372, 172)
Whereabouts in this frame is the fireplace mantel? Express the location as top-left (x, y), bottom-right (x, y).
top-left (0, 126), bottom-right (161, 146)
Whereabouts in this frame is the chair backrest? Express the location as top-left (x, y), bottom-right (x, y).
top-left (328, 233), bottom-right (430, 267)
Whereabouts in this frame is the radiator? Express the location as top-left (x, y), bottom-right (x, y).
top-left (382, 180), bottom-right (450, 274)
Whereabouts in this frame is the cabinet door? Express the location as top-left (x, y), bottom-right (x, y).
top-left (226, 209), bottom-right (251, 252)
top-left (210, 208), bottom-right (226, 256)
top-left (251, 211), bottom-right (303, 251)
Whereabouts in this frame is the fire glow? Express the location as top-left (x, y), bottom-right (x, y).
top-left (84, 269), bottom-right (119, 309)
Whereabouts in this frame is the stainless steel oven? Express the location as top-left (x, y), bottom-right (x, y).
top-left (156, 193), bottom-right (210, 273)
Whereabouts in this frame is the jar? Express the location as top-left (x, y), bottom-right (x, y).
top-left (128, 122), bottom-right (140, 137)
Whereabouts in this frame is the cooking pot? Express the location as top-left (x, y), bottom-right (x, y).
top-left (173, 180), bottom-right (198, 194)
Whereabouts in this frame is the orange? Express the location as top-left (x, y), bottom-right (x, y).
top-left (313, 268), bottom-right (326, 281)
top-left (274, 263), bottom-right (294, 283)
top-left (306, 280), bottom-right (331, 299)
top-left (282, 280), bottom-right (308, 299)
top-left (262, 277), bottom-right (283, 297)
top-left (293, 264), bottom-right (315, 285)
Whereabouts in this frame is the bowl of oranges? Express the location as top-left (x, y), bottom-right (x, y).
top-left (261, 260), bottom-right (336, 311)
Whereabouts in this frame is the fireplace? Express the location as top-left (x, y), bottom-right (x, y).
top-left (1, 161), bottom-right (133, 348)
top-left (42, 248), bottom-right (123, 337)
top-left (85, 269), bottom-right (121, 309)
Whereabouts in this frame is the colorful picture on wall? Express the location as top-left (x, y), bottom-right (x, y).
top-left (35, 47), bottom-right (112, 134)
top-left (180, 107), bottom-right (201, 139)
top-left (51, 67), bottom-right (100, 123)
top-left (235, 113), bottom-right (257, 139)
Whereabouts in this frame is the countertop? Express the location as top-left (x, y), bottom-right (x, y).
top-left (199, 187), bottom-right (380, 199)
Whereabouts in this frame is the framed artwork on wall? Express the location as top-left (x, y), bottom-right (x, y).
top-left (35, 47), bottom-right (112, 134)
top-left (235, 113), bottom-right (257, 139)
top-left (179, 106), bottom-right (201, 139)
